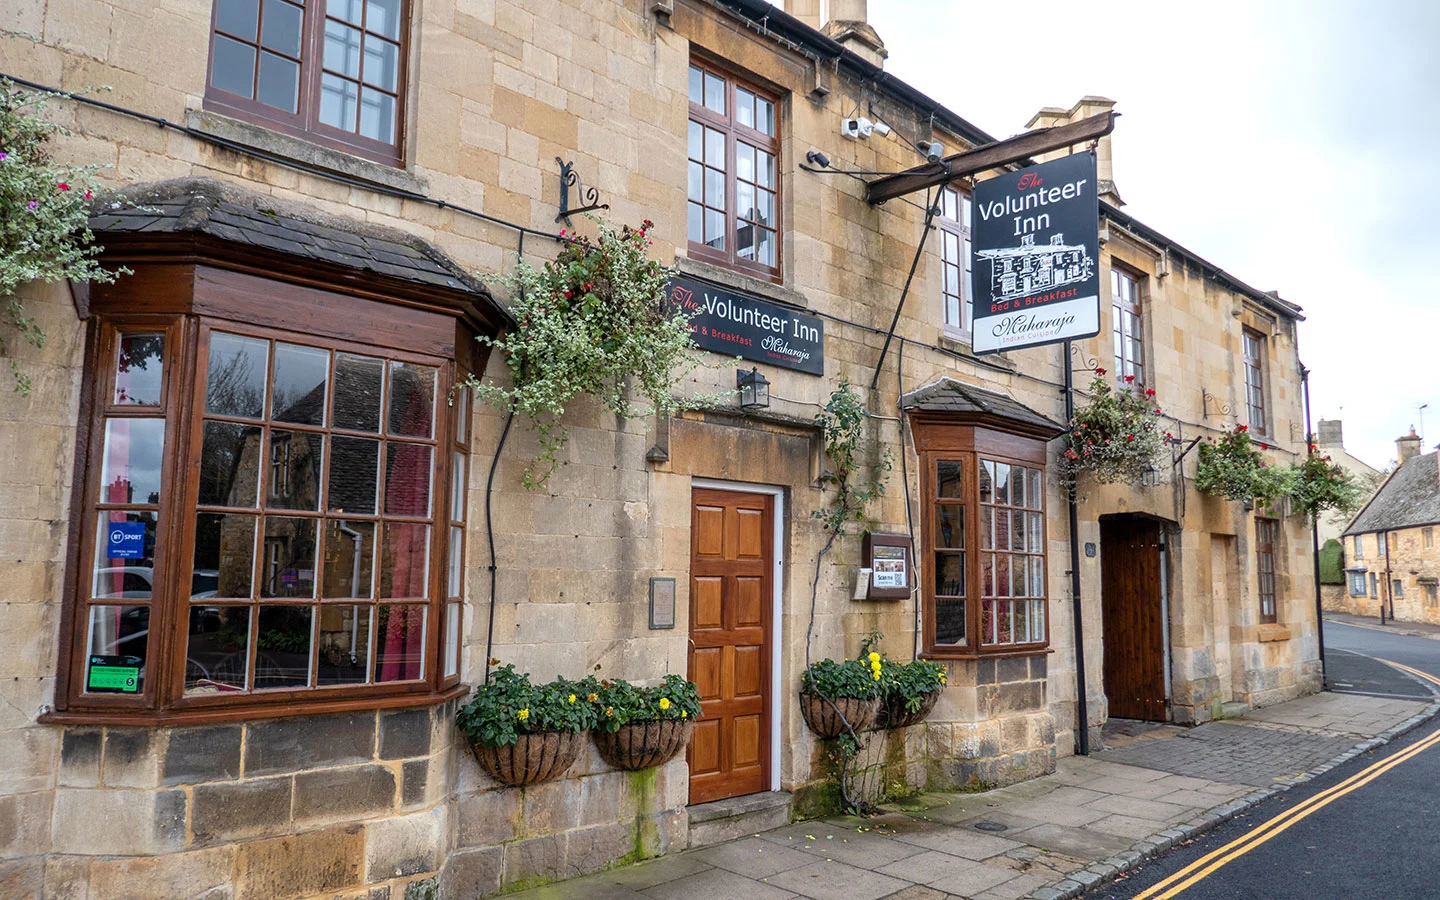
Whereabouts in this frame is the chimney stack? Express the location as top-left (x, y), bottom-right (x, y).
top-left (1397, 427), bottom-right (1422, 465)
top-left (1316, 419), bottom-right (1344, 448)
top-left (817, 0), bottom-right (887, 67)
top-left (1028, 97), bottom-right (1122, 206)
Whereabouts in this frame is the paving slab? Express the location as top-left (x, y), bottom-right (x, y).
top-left (765, 859), bottom-right (909, 900)
top-left (640, 867), bottom-right (797, 900)
top-left (691, 836), bottom-right (815, 877)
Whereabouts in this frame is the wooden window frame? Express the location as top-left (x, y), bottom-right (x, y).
top-left (1111, 266), bottom-right (1145, 390)
top-left (686, 57), bottom-right (783, 283)
top-left (1256, 517), bottom-right (1279, 624)
top-left (203, 0), bottom-right (411, 166)
top-left (939, 185), bottom-right (973, 340)
top-left (1242, 328), bottom-right (1268, 436)
top-left (913, 418), bottom-right (1050, 659)
top-left (47, 257), bottom-right (491, 725)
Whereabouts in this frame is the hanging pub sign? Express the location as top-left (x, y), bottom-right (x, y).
top-left (970, 152), bottom-right (1101, 355)
top-left (667, 274), bottom-right (824, 375)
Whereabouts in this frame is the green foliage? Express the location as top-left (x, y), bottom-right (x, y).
top-left (1290, 446), bottom-right (1365, 520)
top-left (0, 75), bottom-right (122, 395)
top-left (582, 673), bottom-right (702, 733)
top-left (1195, 424), bottom-right (1287, 503)
top-left (454, 664), bottom-right (598, 748)
top-left (1319, 538), bottom-right (1344, 585)
top-left (466, 218), bottom-right (715, 489)
top-left (814, 379), bottom-right (892, 534)
top-left (859, 631), bottom-right (946, 713)
top-left (800, 657), bottom-right (881, 700)
top-left (1059, 369), bottom-right (1166, 485)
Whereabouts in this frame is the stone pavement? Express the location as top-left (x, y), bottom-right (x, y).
top-left (501, 691), bottom-right (1436, 900)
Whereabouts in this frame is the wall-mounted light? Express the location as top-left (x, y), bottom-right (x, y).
top-left (1140, 463), bottom-right (1160, 487)
top-left (737, 367), bottom-right (770, 410)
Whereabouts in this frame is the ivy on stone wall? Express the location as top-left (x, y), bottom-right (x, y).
top-left (0, 68), bottom-right (121, 395)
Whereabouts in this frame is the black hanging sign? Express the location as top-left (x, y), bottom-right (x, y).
top-left (970, 152), bottom-right (1101, 355)
top-left (667, 275), bottom-right (824, 375)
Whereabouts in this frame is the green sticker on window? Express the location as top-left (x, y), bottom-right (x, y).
top-left (87, 655), bottom-right (142, 694)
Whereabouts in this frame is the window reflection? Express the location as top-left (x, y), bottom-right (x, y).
top-left (185, 605), bottom-right (250, 693)
top-left (93, 512), bottom-right (158, 599)
top-left (375, 604), bottom-right (425, 682)
top-left (99, 419), bottom-right (165, 505)
top-left (85, 606), bottom-right (149, 693)
top-left (206, 333), bottom-right (269, 419)
top-left (317, 604), bottom-right (370, 684)
top-left (254, 605), bottom-right (313, 688)
top-left (114, 333), bottom-right (164, 406)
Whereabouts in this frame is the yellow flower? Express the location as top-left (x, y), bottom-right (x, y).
top-left (605, 707), bottom-right (614, 717)
top-left (681, 710), bottom-right (688, 719)
top-left (939, 672), bottom-right (947, 685)
top-left (872, 671), bottom-right (881, 681)
top-left (516, 708), bottom-right (530, 721)
top-left (868, 652), bottom-right (880, 663)
top-left (659, 697), bottom-right (672, 711)
top-left (568, 694), bottom-right (576, 703)
top-left (587, 693), bottom-right (598, 703)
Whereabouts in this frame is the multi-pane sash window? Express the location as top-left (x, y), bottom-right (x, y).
top-left (207, 0), bottom-right (409, 164)
top-left (940, 187), bottom-right (973, 338)
top-left (920, 446), bottom-right (1048, 656)
top-left (66, 317), bottom-right (459, 718)
top-left (687, 60), bottom-right (781, 280)
top-left (979, 460), bottom-right (1046, 646)
top-left (1354, 534), bottom-right (1364, 560)
top-left (1111, 268), bottom-right (1144, 388)
top-left (1243, 329), bottom-right (1267, 435)
top-left (1348, 571), bottom-right (1367, 597)
top-left (1257, 518), bottom-right (1278, 624)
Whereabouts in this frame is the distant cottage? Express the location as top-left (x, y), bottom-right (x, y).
top-left (978, 233), bottom-right (1094, 301)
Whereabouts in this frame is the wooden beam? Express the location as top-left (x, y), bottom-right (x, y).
top-left (864, 110), bottom-right (1119, 205)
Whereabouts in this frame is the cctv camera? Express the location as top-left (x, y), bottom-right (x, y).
top-left (857, 117), bottom-right (874, 138)
top-left (917, 140), bottom-right (944, 164)
top-left (841, 118), bottom-right (861, 139)
top-left (873, 121), bottom-right (891, 137)
top-left (806, 149), bottom-right (831, 168)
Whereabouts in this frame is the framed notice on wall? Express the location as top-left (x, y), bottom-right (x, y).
top-left (862, 533), bottom-right (912, 600)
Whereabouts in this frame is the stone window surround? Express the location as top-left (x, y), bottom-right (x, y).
top-left (46, 259), bottom-right (474, 725)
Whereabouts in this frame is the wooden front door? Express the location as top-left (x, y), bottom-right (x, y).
top-left (687, 488), bottom-right (772, 805)
top-left (1100, 517), bottom-right (1167, 722)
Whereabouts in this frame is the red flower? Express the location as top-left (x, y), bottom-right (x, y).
top-left (1126, 435), bottom-right (1135, 442)
top-left (1259, 442), bottom-right (1269, 450)
top-left (1154, 408), bottom-right (1162, 415)
top-left (1237, 424), bottom-right (1248, 433)
top-left (564, 290), bottom-right (573, 299)
top-left (57, 182), bottom-right (70, 191)
top-left (1124, 375), bottom-right (1136, 383)
top-left (1095, 367), bottom-right (1107, 376)
top-left (84, 190), bottom-right (92, 200)
top-left (559, 228), bottom-right (567, 237)
top-left (1145, 388), bottom-right (1156, 396)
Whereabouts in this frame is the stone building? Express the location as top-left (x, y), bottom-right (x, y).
top-left (1330, 431), bottom-right (1440, 622)
top-left (1313, 418), bottom-right (1381, 548)
top-left (0, 0), bottom-right (1319, 897)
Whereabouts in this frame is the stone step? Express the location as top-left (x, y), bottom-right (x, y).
top-left (686, 791), bottom-right (793, 849)
top-left (1220, 701), bottom-right (1253, 719)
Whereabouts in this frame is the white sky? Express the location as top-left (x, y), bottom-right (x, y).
top-left (870, 0), bottom-right (1439, 470)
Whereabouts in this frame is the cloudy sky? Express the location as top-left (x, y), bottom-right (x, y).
top-left (871, 0), bottom-right (1439, 470)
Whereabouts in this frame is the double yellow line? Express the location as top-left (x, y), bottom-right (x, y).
top-left (1131, 659), bottom-right (1440, 899)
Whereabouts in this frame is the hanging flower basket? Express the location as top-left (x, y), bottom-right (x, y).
top-left (876, 689), bottom-right (941, 730)
top-left (1059, 370), bottom-right (1166, 485)
top-left (800, 692), bottom-right (879, 738)
top-left (471, 730), bottom-right (586, 786)
top-left (594, 719), bottom-right (694, 770)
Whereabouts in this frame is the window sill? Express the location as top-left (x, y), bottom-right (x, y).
top-left (1257, 624), bottom-right (1291, 643)
top-left (921, 646), bottom-right (1050, 661)
top-left (185, 108), bottom-right (429, 195)
top-left (41, 683), bottom-right (468, 727)
top-left (937, 331), bottom-right (1014, 370)
top-left (673, 255), bottom-right (810, 311)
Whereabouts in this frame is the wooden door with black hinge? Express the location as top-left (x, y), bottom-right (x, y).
top-left (1100, 517), bottom-right (1167, 721)
top-left (687, 488), bottom-right (772, 805)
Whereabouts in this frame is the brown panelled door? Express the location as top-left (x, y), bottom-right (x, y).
top-left (688, 488), bottom-right (772, 804)
top-left (1100, 517), bottom-right (1167, 721)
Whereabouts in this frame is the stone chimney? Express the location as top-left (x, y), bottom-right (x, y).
top-left (1317, 419), bottom-right (1344, 449)
top-left (1397, 427), bottom-right (1422, 465)
top-left (1028, 97), bottom-right (1122, 206)
top-left (819, 0), bottom-right (887, 67)
top-left (783, 0), bottom-right (822, 28)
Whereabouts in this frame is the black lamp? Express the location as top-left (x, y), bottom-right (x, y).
top-left (737, 366), bottom-right (770, 410)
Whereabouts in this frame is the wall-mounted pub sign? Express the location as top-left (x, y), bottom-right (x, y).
top-left (668, 275), bottom-right (824, 375)
top-left (971, 152), bottom-right (1101, 355)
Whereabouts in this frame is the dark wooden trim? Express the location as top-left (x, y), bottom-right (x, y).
top-left (40, 683), bottom-right (468, 727)
top-left (866, 110), bottom-right (1118, 205)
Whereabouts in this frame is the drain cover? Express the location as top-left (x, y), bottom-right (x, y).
top-left (973, 821), bottom-right (1008, 833)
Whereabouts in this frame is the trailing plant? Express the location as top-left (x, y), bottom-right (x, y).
top-left (857, 632), bottom-right (945, 714)
top-left (1288, 446), bottom-right (1365, 520)
top-left (455, 664), bottom-right (597, 748)
top-left (813, 378), bottom-right (892, 534)
top-left (583, 674), bottom-right (702, 733)
top-left (1059, 368), bottom-right (1166, 485)
top-left (0, 75), bottom-right (122, 394)
top-left (800, 657), bottom-right (882, 700)
top-left (1195, 424), bottom-right (1287, 503)
top-left (466, 218), bottom-right (714, 489)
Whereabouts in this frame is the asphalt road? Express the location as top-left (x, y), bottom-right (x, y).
top-left (1095, 619), bottom-right (1440, 900)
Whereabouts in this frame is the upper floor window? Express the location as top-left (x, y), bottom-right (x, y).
top-left (1256, 518), bottom-right (1278, 624)
top-left (939, 186), bottom-right (972, 339)
top-left (1111, 268), bottom-right (1144, 388)
top-left (1424, 527), bottom-right (1434, 550)
top-left (1243, 329), bottom-right (1267, 435)
top-left (206, 0), bottom-right (409, 165)
top-left (687, 60), bottom-right (781, 281)
top-left (1377, 533), bottom-right (1387, 557)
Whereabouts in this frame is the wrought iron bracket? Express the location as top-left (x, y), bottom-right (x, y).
top-left (554, 158), bottom-right (609, 225)
top-left (1068, 343), bottom-right (1101, 374)
top-left (1201, 388), bottom-right (1235, 420)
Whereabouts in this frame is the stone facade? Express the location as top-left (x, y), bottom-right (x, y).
top-left (0, 0), bottom-right (1319, 897)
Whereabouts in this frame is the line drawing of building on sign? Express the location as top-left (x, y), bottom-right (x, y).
top-left (978, 234), bottom-right (1094, 302)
